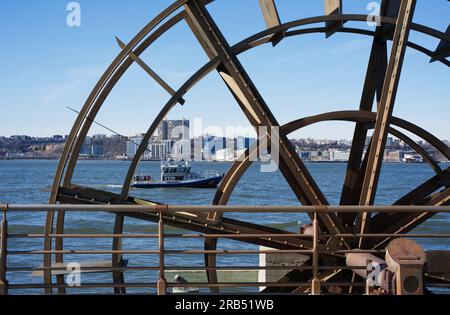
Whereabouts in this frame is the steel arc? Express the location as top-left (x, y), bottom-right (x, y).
top-left (45, 0), bottom-right (449, 294)
top-left (204, 110), bottom-right (450, 291)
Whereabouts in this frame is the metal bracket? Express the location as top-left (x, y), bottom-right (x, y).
top-left (324, 0), bottom-right (345, 38)
top-left (378, 0), bottom-right (402, 41)
top-left (385, 238), bottom-right (426, 295)
top-left (0, 204), bottom-right (8, 295)
top-left (430, 25), bottom-right (450, 63)
top-left (258, 0), bottom-right (285, 47)
top-left (115, 37), bottom-right (185, 105)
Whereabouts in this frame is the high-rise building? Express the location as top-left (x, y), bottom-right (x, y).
top-left (80, 144), bottom-right (103, 157)
top-left (150, 141), bottom-right (172, 160)
top-left (158, 119), bottom-right (190, 141)
top-left (92, 134), bottom-right (107, 142)
top-left (126, 135), bottom-right (144, 158)
top-left (203, 136), bottom-right (227, 159)
top-left (329, 150), bottom-right (350, 162)
top-left (236, 136), bottom-right (257, 151)
top-left (386, 137), bottom-right (394, 147)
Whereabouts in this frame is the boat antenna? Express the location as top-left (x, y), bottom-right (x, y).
top-left (65, 106), bottom-right (152, 155)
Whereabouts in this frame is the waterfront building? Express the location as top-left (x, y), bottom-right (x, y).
top-left (384, 150), bottom-right (403, 162)
top-left (148, 142), bottom-right (166, 160)
top-left (10, 135), bottom-right (31, 141)
top-left (298, 151), bottom-right (311, 160)
top-left (329, 150), bottom-right (350, 162)
top-left (92, 134), bottom-right (107, 142)
top-left (214, 148), bottom-right (236, 161)
top-left (80, 144), bottom-right (103, 158)
top-left (126, 135), bottom-right (143, 158)
top-left (171, 139), bottom-right (190, 160)
top-left (403, 153), bottom-right (424, 163)
top-left (386, 137), bottom-right (394, 147)
top-left (236, 136), bottom-right (257, 151)
top-left (320, 150), bottom-right (330, 161)
top-left (158, 119), bottom-right (190, 141)
top-left (203, 136), bottom-right (227, 160)
top-left (111, 134), bottom-right (123, 141)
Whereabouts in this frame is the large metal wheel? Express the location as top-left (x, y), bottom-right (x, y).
top-left (45, 0), bottom-right (449, 294)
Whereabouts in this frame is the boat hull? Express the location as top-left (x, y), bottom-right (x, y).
top-left (131, 175), bottom-right (223, 189)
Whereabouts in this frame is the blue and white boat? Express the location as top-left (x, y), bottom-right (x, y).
top-left (131, 159), bottom-right (224, 189)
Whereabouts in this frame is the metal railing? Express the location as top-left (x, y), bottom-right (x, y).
top-left (0, 204), bottom-right (449, 295)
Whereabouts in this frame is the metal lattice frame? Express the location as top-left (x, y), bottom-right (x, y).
top-left (44, 0), bottom-right (450, 294)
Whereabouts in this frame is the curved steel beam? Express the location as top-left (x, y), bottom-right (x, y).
top-left (214, 110), bottom-right (448, 209)
top-left (48, 13), bottom-right (450, 211)
top-left (284, 27), bottom-right (449, 67)
top-left (117, 15), bottom-right (450, 292)
top-left (205, 110), bottom-right (448, 291)
top-left (210, 110), bottom-right (448, 226)
top-left (53, 14), bottom-right (450, 209)
top-left (233, 14), bottom-right (449, 59)
top-left (121, 17), bottom-right (450, 201)
top-left (49, 0), bottom-right (216, 294)
top-left (372, 171), bottom-right (450, 249)
top-left (45, 0), bottom-right (193, 294)
top-left (46, 3), bottom-right (450, 294)
top-left (208, 110), bottom-right (448, 235)
top-left (184, 1), bottom-right (346, 255)
top-left (120, 60), bottom-right (220, 198)
top-left (388, 127), bottom-right (440, 174)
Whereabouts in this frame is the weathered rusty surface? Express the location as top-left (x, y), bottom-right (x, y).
top-left (357, 0), bottom-right (417, 247)
top-left (115, 37), bottom-right (185, 105)
top-left (430, 25), bottom-right (450, 62)
top-left (36, 0), bottom-right (450, 295)
top-left (340, 0), bottom-right (390, 216)
top-left (324, 0), bottom-right (344, 37)
top-left (0, 205), bottom-right (8, 295)
top-left (56, 185), bottom-right (319, 251)
top-left (386, 238), bottom-right (426, 295)
top-left (1, 204), bottom-right (449, 294)
top-left (258, 0), bottom-right (285, 46)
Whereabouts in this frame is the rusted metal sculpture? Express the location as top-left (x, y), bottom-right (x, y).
top-left (44, 0), bottom-right (449, 294)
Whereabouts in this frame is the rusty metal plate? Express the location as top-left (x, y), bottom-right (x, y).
top-left (324, 0), bottom-right (344, 38)
top-left (426, 250), bottom-right (450, 274)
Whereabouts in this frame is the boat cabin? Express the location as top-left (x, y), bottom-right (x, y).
top-left (161, 159), bottom-right (192, 181)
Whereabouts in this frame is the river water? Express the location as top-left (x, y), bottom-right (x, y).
top-left (0, 160), bottom-right (448, 294)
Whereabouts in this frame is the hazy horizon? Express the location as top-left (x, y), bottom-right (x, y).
top-left (1, 1), bottom-right (449, 141)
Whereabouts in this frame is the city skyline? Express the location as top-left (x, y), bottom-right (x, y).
top-left (3, 132), bottom-right (449, 143)
top-left (0, 1), bottom-right (449, 140)
top-left (0, 1), bottom-right (449, 299)
top-left (2, 118), bottom-right (449, 163)
top-left (2, 130), bottom-right (446, 163)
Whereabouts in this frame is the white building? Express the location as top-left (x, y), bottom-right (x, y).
top-left (214, 148), bottom-right (236, 161)
top-left (403, 153), bottom-right (423, 163)
top-left (329, 150), bottom-right (350, 162)
top-left (126, 136), bottom-right (143, 158)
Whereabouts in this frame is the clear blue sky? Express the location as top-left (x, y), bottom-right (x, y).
top-left (0, 0), bottom-right (448, 140)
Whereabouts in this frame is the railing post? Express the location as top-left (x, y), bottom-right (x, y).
top-left (311, 213), bottom-right (321, 295)
top-left (0, 204), bottom-right (8, 295)
top-left (157, 210), bottom-right (167, 295)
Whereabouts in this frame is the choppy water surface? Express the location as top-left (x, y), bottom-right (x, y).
top-left (0, 160), bottom-right (448, 294)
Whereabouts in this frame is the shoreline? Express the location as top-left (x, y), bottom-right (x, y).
top-left (1, 158), bottom-right (448, 164)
